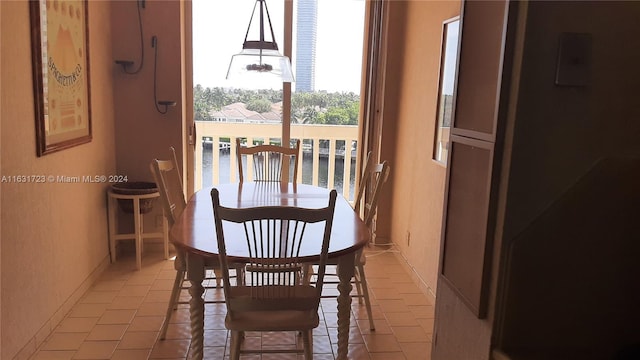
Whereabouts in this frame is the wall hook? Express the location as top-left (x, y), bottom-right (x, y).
top-left (152, 35), bottom-right (176, 114)
top-left (115, 0), bottom-right (146, 74)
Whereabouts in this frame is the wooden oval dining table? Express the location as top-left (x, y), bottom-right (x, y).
top-left (169, 181), bottom-right (371, 360)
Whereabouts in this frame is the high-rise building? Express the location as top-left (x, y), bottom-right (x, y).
top-left (295, 0), bottom-right (318, 92)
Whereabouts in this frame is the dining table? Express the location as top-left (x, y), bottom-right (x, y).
top-left (169, 181), bottom-right (371, 360)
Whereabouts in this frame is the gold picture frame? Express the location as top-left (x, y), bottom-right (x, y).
top-left (30, 0), bottom-right (92, 156)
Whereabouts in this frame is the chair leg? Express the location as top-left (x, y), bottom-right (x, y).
top-left (354, 272), bottom-right (364, 304)
top-left (356, 263), bottom-right (376, 331)
top-left (162, 215), bottom-right (169, 260)
top-left (159, 268), bottom-right (185, 340)
top-left (302, 329), bottom-right (313, 360)
top-left (301, 263), bottom-right (313, 285)
top-left (133, 198), bottom-right (142, 270)
top-left (230, 330), bottom-right (242, 360)
top-left (213, 268), bottom-right (222, 287)
top-left (236, 266), bottom-right (245, 286)
top-left (107, 195), bottom-right (117, 263)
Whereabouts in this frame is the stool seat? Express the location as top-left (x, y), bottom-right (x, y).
top-left (107, 189), bottom-right (169, 270)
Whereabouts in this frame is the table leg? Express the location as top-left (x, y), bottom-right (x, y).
top-left (187, 254), bottom-right (205, 360)
top-left (336, 253), bottom-right (356, 360)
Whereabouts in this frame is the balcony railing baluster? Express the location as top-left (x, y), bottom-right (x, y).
top-left (194, 121), bottom-right (359, 200)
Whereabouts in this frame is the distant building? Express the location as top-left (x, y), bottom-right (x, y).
top-left (295, 0), bottom-right (318, 92)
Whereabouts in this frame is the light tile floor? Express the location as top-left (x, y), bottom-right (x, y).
top-left (32, 245), bottom-right (434, 359)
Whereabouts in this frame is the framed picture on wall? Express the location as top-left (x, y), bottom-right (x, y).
top-left (433, 16), bottom-right (460, 165)
top-left (30, 0), bottom-right (92, 156)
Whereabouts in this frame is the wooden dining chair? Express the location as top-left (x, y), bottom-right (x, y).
top-left (354, 151), bottom-right (391, 229)
top-left (236, 138), bottom-right (301, 183)
top-left (351, 152), bottom-right (390, 330)
top-left (304, 151), bottom-right (390, 331)
top-left (150, 147), bottom-right (242, 340)
top-left (211, 188), bottom-right (337, 360)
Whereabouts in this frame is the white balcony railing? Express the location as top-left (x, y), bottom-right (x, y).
top-left (195, 121), bottom-right (360, 200)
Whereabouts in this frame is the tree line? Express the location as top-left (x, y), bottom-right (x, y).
top-left (194, 85), bottom-right (360, 126)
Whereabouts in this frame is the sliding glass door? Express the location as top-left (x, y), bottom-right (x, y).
top-left (191, 0), bottom-right (365, 199)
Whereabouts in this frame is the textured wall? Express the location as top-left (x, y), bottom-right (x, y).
top-left (0, 1), bottom-right (116, 358)
top-left (381, 0), bottom-right (460, 299)
top-left (111, 0), bottom-right (184, 183)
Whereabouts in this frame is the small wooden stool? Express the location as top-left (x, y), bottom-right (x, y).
top-left (107, 190), bottom-right (169, 270)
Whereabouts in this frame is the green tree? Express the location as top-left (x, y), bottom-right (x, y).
top-left (346, 101), bottom-right (360, 125)
top-left (323, 107), bottom-right (350, 125)
top-left (193, 85), bottom-right (360, 125)
top-left (246, 98), bottom-right (272, 113)
top-left (300, 107), bottom-right (319, 124)
top-left (193, 84), bottom-right (212, 120)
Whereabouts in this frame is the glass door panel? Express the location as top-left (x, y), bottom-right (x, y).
top-left (192, 0), bottom-right (364, 200)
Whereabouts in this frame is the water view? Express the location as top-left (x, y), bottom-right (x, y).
top-left (200, 146), bottom-right (357, 200)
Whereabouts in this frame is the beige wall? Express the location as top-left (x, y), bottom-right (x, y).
top-left (380, 1), bottom-right (460, 297)
top-left (0, 1), bottom-right (116, 358)
top-left (110, 0), bottom-right (185, 236)
top-left (111, 0), bottom-right (184, 184)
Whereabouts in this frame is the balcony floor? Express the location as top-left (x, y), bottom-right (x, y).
top-left (32, 245), bottom-right (434, 359)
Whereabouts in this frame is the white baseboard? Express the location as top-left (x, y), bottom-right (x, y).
top-left (14, 255), bottom-right (110, 360)
top-left (390, 244), bottom-right (437, 302)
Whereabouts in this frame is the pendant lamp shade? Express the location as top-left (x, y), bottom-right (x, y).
top-left (226, 0), bottom-right (294, 83)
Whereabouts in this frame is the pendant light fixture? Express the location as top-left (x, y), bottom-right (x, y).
top-left (226, 0), bottom-right (294, 83)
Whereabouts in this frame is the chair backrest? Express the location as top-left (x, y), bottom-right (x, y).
top-left (211, 188), bottom-right (337, 312)
top-left (236, 138), bottom-right (301, 183)
top-left (354, 151), bottom-right (390, 227)
top-left (150, 147), bottom-right (186, 228)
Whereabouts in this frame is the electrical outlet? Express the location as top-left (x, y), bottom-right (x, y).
top-left (406, 231), bottom-right (411, 246)
top-left (155, 215), bottom-right (164, 228)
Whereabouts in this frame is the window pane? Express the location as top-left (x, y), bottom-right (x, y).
top-left (294, 0), bottom-right (364, 94)
top-left (193, 0), bottom-right (365, 196)
top-left (292, 0), bottom-right (364, 197)
top-left (193, 0), bottom-right (285, 187)
top-left (193, 0), bottom-right (285, 93)
top-left (434, 18), bottom-right (460, 164)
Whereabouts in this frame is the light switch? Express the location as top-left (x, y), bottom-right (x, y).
top-left (555, 32), bottom-right (592, 87)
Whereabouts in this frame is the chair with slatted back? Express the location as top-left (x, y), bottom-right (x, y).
top-left (304, 151), bottom-right (390, 331)
top-left (354, 152), bottom-right (391, 230)
top-left (211, 188), bottom-right (337, 360)
top-left (236, 138), bottom-right (301, 183)
top-left (150, 147), bottom-right (242, 340)
top-left (350, 152), bottom-right (390, 330)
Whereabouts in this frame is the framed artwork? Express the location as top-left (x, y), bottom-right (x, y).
top-left (433, 17), bottom-right (460, 165)
top-left (30, 0), bottom-right (92, 156)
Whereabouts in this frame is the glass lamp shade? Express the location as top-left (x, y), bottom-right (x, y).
top-left (226, 48), bottom-right (295, 83)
